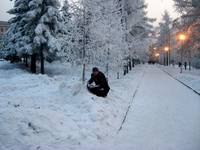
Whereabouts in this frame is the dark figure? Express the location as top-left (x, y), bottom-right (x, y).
top-left (87, 67), bottom-right (110, 97)
top-left (132, 59), bottom-right (135, 68)
top-left (184, 62), bottom-right (187, 70)
top-left (178, 62), bottom-right (182, 68)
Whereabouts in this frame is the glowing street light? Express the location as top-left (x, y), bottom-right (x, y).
top-left (164, 47), bottom-right (169, 52)
top-left (178, 34), bottom-right (187, 41)
top-left (164, 46), bottom-right (170, 66)
top-left (155, 53), bottom-right (160, 57)
top-left (155, 53), bottom-right (160, 63)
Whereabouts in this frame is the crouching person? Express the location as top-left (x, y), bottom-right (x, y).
top-left (87, 67), bottom-right (110, 97)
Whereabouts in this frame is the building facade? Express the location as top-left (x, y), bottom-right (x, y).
top-left (0, 21), bottom-right (9, 39)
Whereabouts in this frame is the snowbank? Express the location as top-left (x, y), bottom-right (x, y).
top-left (160, 65), bottom-right (200, 94)
top-left (0, 61), bottom-right (144, 150)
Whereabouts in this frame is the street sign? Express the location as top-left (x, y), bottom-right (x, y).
top-left (192, 0), bottom-right (200, 7)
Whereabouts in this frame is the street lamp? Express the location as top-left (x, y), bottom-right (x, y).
top-left (164, 47), bottom-right (169, 52)
top-left (179, 34), bottom-right (187, 41)
top-left (164, 46), bottom-right (170, 66)
top-left (178, 33), bottom-right (187, 73)
top-left (155, 53), bottom-right (160, 64)
top-left (155, 53), bottom-right (160, 57)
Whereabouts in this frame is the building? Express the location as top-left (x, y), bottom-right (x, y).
top-left (0, 21), bottom-right (9, 39)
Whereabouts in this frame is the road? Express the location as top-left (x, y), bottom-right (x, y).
top-left (100, 65), bottom-right (200, 150)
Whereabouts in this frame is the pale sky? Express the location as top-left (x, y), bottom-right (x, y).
top-left (145, 0), bottom-right (179, 26)
top-left (0, 0), bottom-right (179, 26)
top-left (0, 1), bottom-right (13, 21)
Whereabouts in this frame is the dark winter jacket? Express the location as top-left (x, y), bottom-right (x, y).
top-left (88, 71), bottom-right (110, 90)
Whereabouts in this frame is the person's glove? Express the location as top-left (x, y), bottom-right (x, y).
top-left (87, 83), bottom-right (100, 88)
top-left (87, 84), bottom-right (95, 88)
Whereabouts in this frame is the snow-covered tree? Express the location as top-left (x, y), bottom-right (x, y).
top-left (84, 0), bottom-right (127, 71)
top-left (173, 0), bottom-right (200, 68)
top-left (62, 0), bottom-right (71, 23)
top-left (157, 11), bottom-right (172, 47)
top-left (157, 11), bottom-right (172, 65)
top-left (5, 0), bottom-right (63, 73)
top-left (4, 0), bottom-right (31, 57)
top-left (173, 0), bottom-right (193, 13)
top-left (59, 0), bottom-right (75, 63)
top-left (67, 0), bottom-right (153, 75)
top-left (122, 0), bottom-right (154, 62)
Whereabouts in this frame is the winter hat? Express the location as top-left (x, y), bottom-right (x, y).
top-left (92, 67), bottom-right (99, 72)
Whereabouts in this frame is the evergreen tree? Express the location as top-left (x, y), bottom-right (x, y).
top-left (5, 0), bottom-right (63, 73)
top-left (158, 11), bottom-right (172, 47)
top-left (157, 11), bottom-right (172, 65)
top-left (5, 0), bottom-right (32, 57)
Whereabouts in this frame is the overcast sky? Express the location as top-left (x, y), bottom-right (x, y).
top-left (0, 0), bottom-right (179, 26)
top-left (146, 0), bottom-right (179, 26)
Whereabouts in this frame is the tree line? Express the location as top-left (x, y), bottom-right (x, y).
top-left (154, 0), bottom-right (200, 69)
top-left (0, 0), bottom-right (152, 76)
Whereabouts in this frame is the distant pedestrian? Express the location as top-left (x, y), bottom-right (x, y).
top-left (184, 62), bottom-right (187, 70)
top-left (178, 62), bottom-right (182, 68)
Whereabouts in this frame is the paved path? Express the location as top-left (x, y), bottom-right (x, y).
top-left (101, 65), bottom-right (200, 150)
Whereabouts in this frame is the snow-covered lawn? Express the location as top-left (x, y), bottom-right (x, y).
top-left (160, 65), bottom-right (200, 94)
top-left (0, 61), bottom-right (144, 150)
top-left (1, 62), bottom-right (200, 150)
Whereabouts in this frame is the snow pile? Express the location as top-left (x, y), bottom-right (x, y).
top-left (0, 61), bottom-right (144, 150)
top-left (160, 65), bottom-right (200, 94)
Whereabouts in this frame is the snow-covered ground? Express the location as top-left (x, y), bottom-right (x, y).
top-left (0, 62), bottom-right (200, 150)
top-left (95, 65), bottom-right (200, 150)
top-left (160, 65), bottom-right (200, 94)
top-left (0, 61), bottom-right (144, 150)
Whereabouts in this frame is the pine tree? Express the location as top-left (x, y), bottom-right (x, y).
top-left (157, 11), bottom-right (172, 65)
top-left (158, 11), bottom-right (172, 47)
top-left (173, 0), bottom-right (192, 13)
top-left (32, 0), bottom-right (62, 74)
top-left (5, 0), bottom-right (32, 57)
top-left (5, 0), bottom-right (63, 73)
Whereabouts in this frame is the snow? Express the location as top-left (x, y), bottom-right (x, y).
top-left (0, 61), bottom-right (200, 150)
top-left (0, 61), bottom-right (143, 150)
top-left (160, 65), bottom-right (200, 94)
top-left (93, 65), bottom-right (200, 150)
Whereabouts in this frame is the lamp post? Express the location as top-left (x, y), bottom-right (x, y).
top-left (178, 33), bottom-right (187, 73)
top-left (164, 47), bottom-right (169, 66)
top-left (155, 53), bottom-right (160, 63)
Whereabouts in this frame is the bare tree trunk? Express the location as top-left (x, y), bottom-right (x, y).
top-left (129, 61), bottom-right (132, 70)
top-left (132, 58), bottom-right (135, 68)
top-left (126, 64), bottom-right (129, 74)
top-left (117, 72), bottom-right (119, 79)
top-left (82, 63), bottom-right (86, 83)
top-left (31, 54), bottom-right (36, 73)
top-left (25, 55), bottom-right (28, 67)
top-left (40, 45), bottom-right (44, 74)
